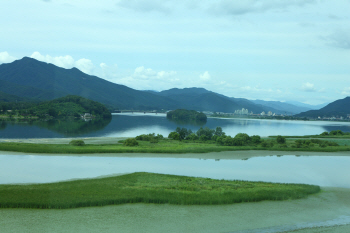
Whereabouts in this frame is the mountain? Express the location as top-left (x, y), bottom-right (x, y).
top-left (156, 88), bottom-right (266, 113)
top-left (295, 97), bottom-right (350, 118)
top-left (0, 91), bottom-right (33, 103)
top-left (285, 101), bottom-right (328, 110)
top-left (0, 57), bottom-right (179, 110)
top-left (251, 100), bottom-right (312, 115)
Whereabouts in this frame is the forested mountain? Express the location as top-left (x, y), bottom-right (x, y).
top-left (295, 97), bottom-right (350, 118)
top-left (0, 57), bottom-right (179, 110)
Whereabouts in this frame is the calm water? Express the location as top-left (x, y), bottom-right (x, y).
top-left (1, 113), bottom-right (350, 138)
top-left (1, 153), bottom-right (349, 188)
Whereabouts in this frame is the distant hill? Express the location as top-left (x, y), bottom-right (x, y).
top-left (285, 101), bottom-right (328, 110)
top-left (0, 57), bottom-right (179, 110)
top-left (29, 95), bottom-right (111, 118)
top-left (156, 88), bottom-right (266, 113)
top-left (251, 100), bottom-right (312, 115)
top-left (295, 97), bottom-right (350, 118)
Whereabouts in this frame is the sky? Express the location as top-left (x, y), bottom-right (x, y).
top-left (1, 0), bottom-right (350, 105)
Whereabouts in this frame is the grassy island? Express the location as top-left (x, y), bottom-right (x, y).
top-left (0, 172), bottom-right (320, 209)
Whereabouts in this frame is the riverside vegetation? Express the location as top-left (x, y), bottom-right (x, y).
top-left (0, 128), bottom-right (349, 154)
top-left (0, 172), bottom-right (320, 209)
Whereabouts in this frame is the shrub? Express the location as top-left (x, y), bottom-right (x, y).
top-left (234, 133), bottom-right (250, 144)
top-left (186, 133), bottom-right (198, 141)
top-left (69, 140), bottom-right (85, 146)
top-left (320, 131), bottom-right (329, 136)
top-left (276, 135), bottom-right (286, 144)
top-left (123, 138), bottom-right (139, 146)
top-left (168, 132), bottom-right (180, 140)
top-left (199, 135), bottom-right (209, 141)
top-left (251, 135), bottom-right (261, 144)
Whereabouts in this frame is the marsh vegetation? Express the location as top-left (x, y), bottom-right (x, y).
top-left (0, 172), bottom-right (320, 209)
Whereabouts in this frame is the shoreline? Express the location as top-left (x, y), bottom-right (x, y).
top-left (1, 148), bottom-right (350, 160)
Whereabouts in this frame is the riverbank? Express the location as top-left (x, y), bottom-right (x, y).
top-left (1, 187), bottom-right (349, 233)
top-left (0, 136), bottom-right (349, 154)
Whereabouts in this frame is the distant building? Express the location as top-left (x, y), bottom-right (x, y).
top-left (235, 108), bottom-right (249, 115)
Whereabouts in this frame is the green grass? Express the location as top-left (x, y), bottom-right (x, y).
top-left (0, 138), bottom-right (349, 154)
top-left (0, 172), bottom-right (320, 209)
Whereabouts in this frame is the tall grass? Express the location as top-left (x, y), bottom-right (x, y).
top-left (0, 172), bottom-right (320, 209)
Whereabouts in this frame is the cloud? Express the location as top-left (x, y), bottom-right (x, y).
top-left (199, 71), bottom-right (211, 81)
top-left (341, 87), bottom-right (350, 96)
top-left (117, 0), bottom-right (172, 13)
top-left (30, 52), bottom-right (94, 74)
top-left (324, 30), bottom-right (350, 49)
top-left (31, 52), bottom-right (75, 69)
top-left (134, 66), bottom-right (176, 80)
top-left (240, 86), bottom-right (274, 93)
top-left (75, 58), bottom-right (95, 75)
top-left (0, 52), bottom-right (16, 64)
top-left (301, 82), bottom-right (317, 92)
top-left (210, 0), bottom-right (316, 15)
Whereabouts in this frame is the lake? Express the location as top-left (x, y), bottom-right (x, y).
top-left (1, 114), bottom-right (350, 233)
top-left (1, 152), bottom-right (350, 189)
top-left (1, 113), bottom-right (350, 138)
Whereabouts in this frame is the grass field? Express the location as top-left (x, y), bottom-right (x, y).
top-left (0, 172), bottom-right (320, 209)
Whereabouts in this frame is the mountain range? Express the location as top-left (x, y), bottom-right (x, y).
top-left (295, 97), bottom-right (350, 118)
top-left (0, 57), bottom-right (330, 115)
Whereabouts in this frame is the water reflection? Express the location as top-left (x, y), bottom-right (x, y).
top-left (1, 114), bottom-right (350, 138)
top-left (1, 154), bottom-right (349, 188)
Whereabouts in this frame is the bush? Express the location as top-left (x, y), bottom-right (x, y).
top-left (168, 132), bottom-right (180, 140)
top-left (69, 140), bottom-right (85, 146)
top-left (186, 133), bottom-right (198, 141)
top-left (251, 135), bottom-right (261, 144)
top-left (123, 138), bottom-right (139, 146)
top-left (276, 135), bottom-right (286, 144)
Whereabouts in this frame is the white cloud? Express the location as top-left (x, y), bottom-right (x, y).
top-left (199, 71), bottom-right (211, 81)
top-left (301, 82), bottom-right (316, 92)
top-left (240, 86), bottom-right (274, 93)
top-left (31, 52), bottom-right (75, 69)
top-left (30, 52), bottom-right (94, 74)
top-left (134, 66), bottom-right (176, 80)
top-left (341, 87), bottom-right (350, 96)
top-left (75, 58), bottom-right (94, 75)
top-left (0, 52), bottom-right (16, 64)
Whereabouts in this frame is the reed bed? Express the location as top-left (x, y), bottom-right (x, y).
top-left (0, 172), bottom-right (320, 209)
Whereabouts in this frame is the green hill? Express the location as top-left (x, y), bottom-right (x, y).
top-left (295, 97), bottom-right (350, 118)
top-left (28, 95), bottom-right (111, 119)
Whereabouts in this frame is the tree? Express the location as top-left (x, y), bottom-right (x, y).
top-left (214, 127), bottom-right (225, 137)
top-left (276, 135), bottom-right (286, 144)
top-left (168, 132), bottom-right (180, 140)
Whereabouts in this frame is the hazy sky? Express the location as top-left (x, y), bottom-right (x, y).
top-left (1, 0), bottom-right (350, 104)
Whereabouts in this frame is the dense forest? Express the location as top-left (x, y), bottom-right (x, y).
top-left (0, 95), bottom-right (111, 119)
top-left (166, 109), bottom-right (207, 123)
